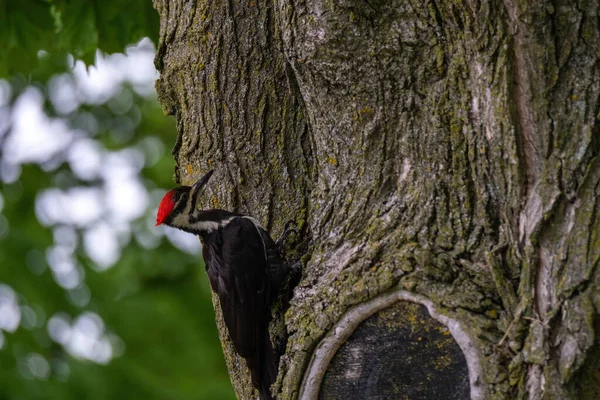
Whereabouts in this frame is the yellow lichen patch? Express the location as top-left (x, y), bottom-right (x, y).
top-left (433, 354), bottom-right (453, 371)
top-left (207, 158), bottom-right (212, 167)
top-left (327, 156), bottom-right (337, 166)
top-left (359, 107), bottom-right (373, 115)
top-left (572, 94), bottom-right (579, 101)
top-left (212, 196), bottom-right (219, 208)
top-left (186, 164), bottom-right (194, 175)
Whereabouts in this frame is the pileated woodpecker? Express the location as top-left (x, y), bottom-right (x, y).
top-left (155, 169), bottom-right (296, 400)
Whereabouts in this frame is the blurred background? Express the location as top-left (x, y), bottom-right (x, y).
top-left (0, 1), bottom-right (235, 399)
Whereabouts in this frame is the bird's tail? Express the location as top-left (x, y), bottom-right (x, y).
top-left (246, 330), bottom-right (277, 400)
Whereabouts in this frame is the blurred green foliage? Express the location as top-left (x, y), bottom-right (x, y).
top-left (0, 0), bottom-right (159, 78)
top-left (0, 2), bottom-right (236, 399)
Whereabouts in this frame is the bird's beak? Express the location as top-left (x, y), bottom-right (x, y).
top-left (192, 169), bottom-right (214, 190)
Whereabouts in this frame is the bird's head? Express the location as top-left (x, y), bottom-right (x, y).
top-left (155, 169), bottom-right (214, 226)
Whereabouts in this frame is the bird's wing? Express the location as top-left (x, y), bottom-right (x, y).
top-left (211, 216), bottom-right (270, 358)
top-left (255, 225), bottom-right (289, 296)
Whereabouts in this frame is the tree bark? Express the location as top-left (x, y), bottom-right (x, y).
top-left (152, 0), bottom-right (600, 399)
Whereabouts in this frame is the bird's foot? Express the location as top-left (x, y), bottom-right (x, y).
top-left (276, 220), bottom-right (298, 249)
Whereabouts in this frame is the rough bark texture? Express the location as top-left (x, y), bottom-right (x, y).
top-left (153, 0), bottom-right (600, 399)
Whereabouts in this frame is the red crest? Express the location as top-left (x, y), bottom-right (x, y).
top-left (156, 190), bottom-right (176, 226)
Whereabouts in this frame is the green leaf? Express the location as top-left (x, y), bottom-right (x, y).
top-left (56, 1), bottom-right (99, 61)
top-left (0, 0), bottom-right (160, 78)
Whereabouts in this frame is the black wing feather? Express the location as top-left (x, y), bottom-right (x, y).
top-left (205, 217), bottom-right (269, 358)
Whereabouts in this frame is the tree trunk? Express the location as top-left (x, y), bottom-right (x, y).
top-left (152, 0), bottom-right (600, 399)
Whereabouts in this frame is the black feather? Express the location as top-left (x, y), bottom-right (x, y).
top-left (201, 216), bottom-right (282, 399)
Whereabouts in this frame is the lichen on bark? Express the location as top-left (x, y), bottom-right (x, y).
top-left (153, 0), bottom-right (600, 399)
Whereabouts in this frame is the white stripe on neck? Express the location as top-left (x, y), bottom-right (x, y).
top-left (171, 213), bottom-right (235, 233)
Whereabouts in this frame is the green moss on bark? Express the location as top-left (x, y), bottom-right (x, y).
top-left (154, 0), bottom-right (600, 398)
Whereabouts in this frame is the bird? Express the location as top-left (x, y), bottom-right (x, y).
top-left (155, 169), bottom-right (297, 400)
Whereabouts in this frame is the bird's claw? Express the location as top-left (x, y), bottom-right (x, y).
top-left (276, 220), bottom-right (298, 248)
